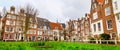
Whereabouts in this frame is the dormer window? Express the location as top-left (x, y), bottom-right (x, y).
top-left (55, 27), bottom-right (58, 29)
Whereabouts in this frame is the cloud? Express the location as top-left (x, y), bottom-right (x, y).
top-left (0, 0), bottom-right (91, 23)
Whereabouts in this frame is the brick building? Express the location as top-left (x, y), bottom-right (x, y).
top-left (50, 22), bottom-right (63, 41)
top-left (2, 6), bottom-right (38, 41)
top-left (90, 0), bottom-right (118, 40)
top-left (78, 14), bottom-right (91, 41)
top-left (37, 17), bottom-right (52, 41)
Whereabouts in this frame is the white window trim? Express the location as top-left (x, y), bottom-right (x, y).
top-left (106, 20), bottom-right (113, 30)
top-left (93, 12), bottom-right (98, 20)
top-left (105, 0), bottom-right (108, 4)
top-left (105, 7), bottom-right (111, 16)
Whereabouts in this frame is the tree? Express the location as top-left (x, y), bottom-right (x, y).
top-left (63, 30), bottom-right (67, 40)
top-left (23, 4), bottom-right (38, 41)
top-left (1, 7), bottom-right (6, 17)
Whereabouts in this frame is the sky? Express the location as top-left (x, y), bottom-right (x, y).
top-left (0, 0), bottom-right (91, 23)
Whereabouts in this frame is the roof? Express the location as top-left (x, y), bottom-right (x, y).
top-left (97, 0), bottom-right (104, 3)
top-left (37, 17), bottom-right (51, 29)
top-left (50, 22), bottom-right (63, 30)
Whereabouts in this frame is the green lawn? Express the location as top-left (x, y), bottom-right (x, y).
top-left (0, 41), bottom-right (120, 50)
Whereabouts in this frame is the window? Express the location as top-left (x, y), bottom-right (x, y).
top-left (29, 30), bottom-right (32, 34)
top-left (98, 23), bottom-right (101, 31)
top-left (116, 14), bottom-right (120, 20)
top-left (34, 30), bottom-right (36, 34)
top-left (94, 3), bottom-right (96, 8)
top-left (105, 7), bottom-right (111, 16)
top-left (12, 16), bottom-right (16, 19)
top-left (10, 27), bottom-right (14, 32)
top-left (107, 20), bottom-right (112, 30)
top-left (55, 27), bottom-right (58, 29)
top-left (39, 31), bottom-right (42, 35)
top-left (105, 0), bottom-right (108, 4)
top-left (7, 15), bottom-right (11, 18)
top-left (6, 27), bottom-right (9, 32)
top-left (6, 20), bottom-right (10, 25)
top-left (114, 1), bottom-right (118, 10)
top-left (92, 3), bottom-right (96, 9)
top-left (93, 24), bottom-right (96, 32)
top-left (93, 12), bottom-right (98, 19)
top-left (34, 24), bottom-right (37, 28)
top-left (44, 26), bottom-right (47, 30)
top-left (10, 21), bottom-right (15, 25)
top-left (16, 27), bottom-right (22, 32)
top-left (5, 27), bottom-right (14, 32)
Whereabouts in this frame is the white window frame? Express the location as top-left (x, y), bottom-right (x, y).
top-left (105, 0), bottom-right (108, 4)
top-left (93, 24), bottom-right (96, 32)
top-left (93, 12), bottom-right (98, 19)
top-left (6, 20), bottom-right (10, 25)
top-left (116, 14), bottom-right (120, 20)
top-left (114, 1), bottom-right (118, 10)
top-left (105, 7), bottom-right (111, 16)
top-left (97, 22), bottom-right (101, 31)
top-left (5, 27), bottom-right (14, 33)
top-left (106, 20), bottom-right (113, 30)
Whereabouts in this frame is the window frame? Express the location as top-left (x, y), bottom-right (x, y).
top-left (98, 22), bottom-right (101, 31)
top-left (105, 7), bottom-right (111, 16)
top-left (93, 24), bottom-right (96, 32)
top-left (106, 20), bottom-right (113, 30)
top-left (93, 12), bottom-right (98, 19)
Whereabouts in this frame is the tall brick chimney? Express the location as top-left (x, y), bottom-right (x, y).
top-left (20, 8), bottom-right (25, 14)
top-left (10, 6), bottom-right (15, 13)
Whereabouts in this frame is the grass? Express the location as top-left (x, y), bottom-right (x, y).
top-left (0, 41), bottom-right (120, 50)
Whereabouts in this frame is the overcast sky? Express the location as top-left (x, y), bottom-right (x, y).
top-left (0, 0), bottom-right (91, 23)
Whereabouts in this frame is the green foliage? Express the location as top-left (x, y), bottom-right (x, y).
top-left (100, 33), bottom-right (110, 40)
top-left (89, 37), bottom-right (95, 40)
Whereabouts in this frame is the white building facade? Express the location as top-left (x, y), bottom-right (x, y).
top-left (112, 0), bottom-right (120, 39)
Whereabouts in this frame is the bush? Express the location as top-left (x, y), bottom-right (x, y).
top-left (100, 33), bottom-right (110, 40)
top-left (89, 37), bottom-right (95, 43)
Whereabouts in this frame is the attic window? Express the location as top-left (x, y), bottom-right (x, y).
top-left (55, 27), bottom-right (58, 29)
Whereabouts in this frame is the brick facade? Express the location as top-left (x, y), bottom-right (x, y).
top-left (90, 0), bottom-right (118, 39)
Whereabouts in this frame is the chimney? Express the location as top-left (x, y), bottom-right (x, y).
top-left (10, 6), bottom-right (15, 12)
top-left (20, 8), bottom-right (25, 14)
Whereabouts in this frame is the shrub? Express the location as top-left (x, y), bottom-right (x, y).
top-left (89, 37), bottom-right (95, 43)
top-left (100, 33), bottom-right (110, 40)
